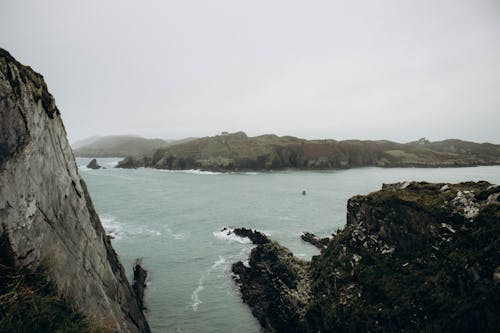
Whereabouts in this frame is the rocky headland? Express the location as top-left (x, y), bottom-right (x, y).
top-left (116, 132), bottom-right (500, 172)
top-left (232, 181), bottom-right (500, 332)
top-left (0, 49), bottom-right (150, 332)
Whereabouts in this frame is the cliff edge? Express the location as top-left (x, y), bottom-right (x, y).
top-left (0, 49), bottom-right (150, 332)
top-left (233, 181), bottom-right (500, 332)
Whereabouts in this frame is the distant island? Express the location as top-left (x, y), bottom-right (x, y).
top-left (115, 131), bottom-right (500, 171)
top-left (72, 135), bottom-right (195, 157)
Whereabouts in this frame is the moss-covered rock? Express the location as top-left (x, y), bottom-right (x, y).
top-left (233, 181), bottom-right (500, 332)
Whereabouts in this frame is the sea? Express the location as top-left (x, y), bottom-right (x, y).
top-left (76, 157), bottom-right (500, 333)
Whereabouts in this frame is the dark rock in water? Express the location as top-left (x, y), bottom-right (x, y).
top-left (0, 48), bottom-right (150, 333)
top-left (233, 181), bottom-right (500, 333)
top-left (232, 241), bottom-right (310, 333)
top-left (300, 232), bottom-right (329, 249)
top-left (231, 227), bottom-right (270, 244)
top-left (132, 259), bottom-right (148, 312)
top-left (86, 158), bottom-right (101, 169)
top-left (117, 155), bottom-right (141, 168)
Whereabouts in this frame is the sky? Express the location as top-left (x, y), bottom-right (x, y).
top-left (1, 0), bottom-right (499, 143)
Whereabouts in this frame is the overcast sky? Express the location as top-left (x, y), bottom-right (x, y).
top-left (1, 0), bottom-right (499, 143)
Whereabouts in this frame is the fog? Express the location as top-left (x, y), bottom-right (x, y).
top-left (1, 0), bottom-right (499, 143)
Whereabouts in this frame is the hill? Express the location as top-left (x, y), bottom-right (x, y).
top-left (116, 132), bottom-right (500, 171)
top-left (72, 135), bottom-right (170, 157)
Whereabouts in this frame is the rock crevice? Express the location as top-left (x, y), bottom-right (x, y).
top-left (0, 49), bottom-right (150, 332)
top-left (233, 181), bottom-right (500, 332)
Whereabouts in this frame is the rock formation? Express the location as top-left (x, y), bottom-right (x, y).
top-left (116, 132), bottom-right (500, 172)
top-left (231, 227), bottom-right (271, 245)
top-left (132, 259), bottom-right (148, 312)
top-left (0, 49), bottom-right (150, 332)
top-left (232, 181), bottom-right (500, 332)
top-left (300, 232), bottom-right (329, 249)
top-left (87, 158), bottom-right (102, 169)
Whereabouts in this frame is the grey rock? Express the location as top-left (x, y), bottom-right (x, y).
top-left (87, 158), bottom-right (102, 169)
top-left (0, 49), bottom-right (150, 333)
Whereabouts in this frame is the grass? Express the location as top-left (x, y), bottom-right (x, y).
top-left (0, 237), bottom-right (110, 333)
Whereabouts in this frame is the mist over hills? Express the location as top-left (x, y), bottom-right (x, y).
top-left (72, 135), bottom-right (195, 157)
top-left (114, 131), bottom-right (500, 171)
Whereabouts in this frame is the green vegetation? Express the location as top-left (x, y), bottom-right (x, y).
top-left (117, 132), bottom-right (500, 171)
top-left (305, 181), bottom-right (500, 332)
top-left (0, 237), bottom-right (109, 333)
top-left (233, 181), bottom-right (500, 332)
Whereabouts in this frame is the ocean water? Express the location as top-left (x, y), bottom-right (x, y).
top-left (76, 158), bottom-right (500, 333)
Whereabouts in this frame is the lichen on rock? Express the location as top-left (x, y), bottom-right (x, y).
top-left (233, 181), bottom-right (500, 332)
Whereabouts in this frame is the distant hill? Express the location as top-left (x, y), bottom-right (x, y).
top-left (72, 135), bottom-right (173, 157)
top-left (71, 136), bottom-right (102, 149)
top-left (116, 132), bottom-right (500, 171)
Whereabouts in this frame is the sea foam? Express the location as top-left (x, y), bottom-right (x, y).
top-left (99, 214), bottom-right (162, 240)
top-left (212, 228), bottom-right (252, 244)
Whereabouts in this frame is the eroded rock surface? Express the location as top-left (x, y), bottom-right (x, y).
top-left (300, 232), bottom-right (329, 249)
top-left (0, 49), bottom-right (150, 332)
top-left (233, 181), bottom-right (500, 332)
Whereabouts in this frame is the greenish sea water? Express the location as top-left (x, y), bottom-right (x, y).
top-left (76, 158), bottom-right (500, 333)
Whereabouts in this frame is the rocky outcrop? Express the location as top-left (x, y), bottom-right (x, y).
top-left (116, 132), bottom-right (500, 172)
top-left (232, 227), bottom-right (271, 245)
top-left (232, 241), bottom-right (310, 333)
top-left (132, 259), bottom-right (148, 312)
top-left (0, 49), bottom-right (150, 332)
top-left (87, 158), bottom-right (102, 169)
top-left (300, 232), bottom-right (329, 249)
top-left (232, 181), bottom-right (500, 332)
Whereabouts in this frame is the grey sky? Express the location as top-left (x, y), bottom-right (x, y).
top-left (1, 0), bottom-right (499, 143)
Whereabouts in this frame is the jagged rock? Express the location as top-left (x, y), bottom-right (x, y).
top-left (117, 155), bottom-right (141, 168)
top-left (86, 158), bottom-right (101, 169)
top-left (132, 259), bottom-right (148, 312)
top-left (233, 181), bottom-right (500, 333)
top-left (0, 49), bottom-right (150, 332)
top-left (300, 232), bottom-right (329, 249)
top-left (231, 227), bottom-right (270, 244)
top-left (232, 241), bottom-right (310, 333)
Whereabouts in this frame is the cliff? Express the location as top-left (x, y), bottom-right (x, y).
top-left (232, 181), bottom-right (500, 332)
top-left (116, 132), bottom-right (500, 171)
top-left (0, 49), bottom-right (150, 332)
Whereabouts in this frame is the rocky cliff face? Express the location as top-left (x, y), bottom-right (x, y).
top-left (0, 49), bottom-right (150, 332)
top-left (233, 181), bottom-right (500, 332)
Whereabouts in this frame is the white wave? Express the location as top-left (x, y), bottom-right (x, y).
top-left (99, 215), bottom-right (162, 240)
top-left (210, 256), bottom-right (226, 270)
top-left (105, 160), bottom-right (119, 167)
top-left (212, 228), bottom-right (252, 244)
top-left (166, 228), bottom-right (186, 240)
top-left (78, 165), bottom-right (91, 171)
top-left (100, 215), bottom-right (124, 240)
top-left (191, 275), bottom-right (205, 311)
